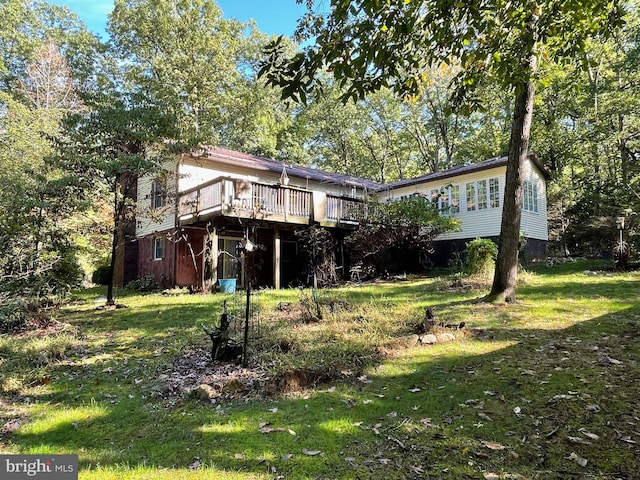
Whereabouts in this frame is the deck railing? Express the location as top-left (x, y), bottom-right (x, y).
top-left (326, 196), bottom-right (369, 223)
top-left (178, 177), bottom-right (313, 222)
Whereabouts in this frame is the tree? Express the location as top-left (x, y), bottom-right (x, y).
top-left (261, 0), bottom-right (624, 302)
top-left (0, 1), bottom-right (99, 304)
top-left (109, 0), bottom-right (248, 149)
top-left (347, 195), bottom-right (459, 276)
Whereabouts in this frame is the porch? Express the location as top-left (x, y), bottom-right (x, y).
top-left (177, 177), bottom-right (369, 227)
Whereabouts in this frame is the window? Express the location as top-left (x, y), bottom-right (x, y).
top-left (450, 185), bottom-right (460, 214)
top-left (489, 178), bottom-right (500, 208)
top-left (523, 180), bottom-right (538, 212)
top-left (440, 189), bottom-right (450, 211)
top-left (218, 237), bottom-right (242, 280)
top-left (466, 182), bottom-right (476, 211)
top-left (153, 236), bottom-right (165, 260)
top-left (151, 179), bottom-right (166, 209)
top-left (429, 185), bottom-right (459, 215)
top-left (477, 179), bottom-right (488, 210)
top-left (466, 177), bottom-right (499, 212)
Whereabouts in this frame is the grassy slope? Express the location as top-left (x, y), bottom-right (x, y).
top-left (1, 260), bottom-right (639, 479)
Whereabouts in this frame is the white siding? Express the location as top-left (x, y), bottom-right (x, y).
top-left (384, 166), bottom-right (507, 240)
top-left (520, 160), bottom-right (548, 241)
top-left (136, 160), bottom-right (177, 238)
top-left (381, 158), bottom-right (548, 241)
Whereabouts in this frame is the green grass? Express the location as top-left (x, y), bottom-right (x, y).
top-left (1, 259), bottom-right (640, 479)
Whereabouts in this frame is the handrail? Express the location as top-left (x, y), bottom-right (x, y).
top-left (178, 177), bottom-right (315, 220)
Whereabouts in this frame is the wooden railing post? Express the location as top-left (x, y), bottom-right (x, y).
top-left (284, 188), bottom-right (290, 222)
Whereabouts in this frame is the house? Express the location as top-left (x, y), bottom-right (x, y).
top-left (124, 147), bottom-right (549, 290)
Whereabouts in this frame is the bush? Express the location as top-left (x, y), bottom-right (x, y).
top-left (126, 275), bottom-right (159, 291)
top-left (466, 238), bottom-right (498, 275)
top-left (0, 301), bottom-right (27, 334)
top-left (92, 265), bottom-right (111, 285)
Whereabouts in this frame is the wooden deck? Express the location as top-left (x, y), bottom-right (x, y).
top-left (178, 177), bottom-right (367, 227)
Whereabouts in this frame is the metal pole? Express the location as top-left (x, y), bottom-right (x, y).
top-left (242, 281), bottom-right (251, 367)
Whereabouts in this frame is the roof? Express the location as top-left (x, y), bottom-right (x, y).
top-left (192, 147), bottom-right (550, 191)
top-left (193, 146), bottom-right (380, 190)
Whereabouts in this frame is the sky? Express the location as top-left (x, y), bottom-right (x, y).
top-left (47, 0), bottom-right (309, 39)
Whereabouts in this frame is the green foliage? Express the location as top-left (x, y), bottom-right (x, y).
top-left (4, 262), bottom-right (640, 479)
top-left (0, 300), bottom-right (28, 334)
top-left (92, 265), bottom-right (111, 286)
top-left (466, 238), bottom-right (498, 276)
top-left (126, 275), bottom-right (160, 292)
top-left (347, 195), bottom-right (460, 274)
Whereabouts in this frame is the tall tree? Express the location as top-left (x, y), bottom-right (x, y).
top-left (0, 0), bottom-right (99, 303)
top-left (109, 0), bottom-right (247, 149)
top-left (262, 0), bottom-right (624, 302)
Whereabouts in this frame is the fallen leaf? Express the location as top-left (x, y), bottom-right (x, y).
top-left (409, 387), bottom-right (421, 393)
top-left (585, 404), bottom-right (601, 413)
top-left (420, 418), bottom-right (435, 428)
top-left (477, 412), bottom-right (493, 421)
top-left (302, 449), bottom-right (322, 456)
top-left (549, 394), bottom-right (574, 403)
top-left (521, 369), bottom-right (536, 376)
top-left (578, 429), bottom-right (600, 441)
top-left (268, 408), bottom-right (279, 413)
top-left (567, 452), bottom-right (588, 467)
top-left (567, 436), bottom-right (591, 445)
top-left (408, 465), bottom-right (425, 474)
top-left (606, 357), bottom-right (623, 365)
top-left (484, 474), bottom-right (500, 480)
top-left (288, 429), bottom-right (297, 436)
top-left (281, 453), bottom-right (293, 461)
top-left (188, 460), bottom-right (201, 470)
top-left (234, 453), bottom-right (246, 459)
top-left (260, 427), bottom-right (285, 434)
top-left (258, 422), bottom-right (270, 428)
top-left (482, 440), bottom-right (507, 450)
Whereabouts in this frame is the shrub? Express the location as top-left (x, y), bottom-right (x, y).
top-left (92, 265), bottom-right (111, 285)
top-left (126, 275), bottom-right (159, 291)
top-left (0, 301), bottom-right (28, 334)
top-left (466, 238), bottom-right (498, 276)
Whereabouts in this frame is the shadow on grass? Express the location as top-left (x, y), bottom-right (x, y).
top-left (9, 296), bottom-right (640, 479)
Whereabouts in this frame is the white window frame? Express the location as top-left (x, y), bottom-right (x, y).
top-left (449, 184), bottom-right (460, 214)
top-left (153, 236), bottom-right (165, 260)
top-left (489, 178), bottom-right (500, 208)
top-left (466, 182), bottom-right (476, 211)
top-left (430, 185), bottom-right (460, 215)
top-left (151, 179), bottom-right (166, 209)
top-left (523, 180), bottom-right (538, 213)
top-left (465, 177), bottom-right (500, 212)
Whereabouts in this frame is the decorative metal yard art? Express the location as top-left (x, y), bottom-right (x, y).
top-left (614, 215), bottom-right (630, 269)
top-left (202, 284), bottom-right (261, 367)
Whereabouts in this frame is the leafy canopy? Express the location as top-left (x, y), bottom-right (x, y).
top-left (262, 1), bottom-right (624, 108)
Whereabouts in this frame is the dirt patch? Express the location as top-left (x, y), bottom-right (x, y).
top-left (153, 344), bottom-right (336, 403)
top-left (264, 368), bottom-right (324, 396)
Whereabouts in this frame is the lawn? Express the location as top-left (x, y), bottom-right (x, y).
top-left (1, 259), bottom-right (639, 479)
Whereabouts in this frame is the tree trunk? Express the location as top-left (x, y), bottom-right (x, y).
top-left (487, 79), bottom-right (536, 303)
top-left (106, 226), bottom-right (118, 306)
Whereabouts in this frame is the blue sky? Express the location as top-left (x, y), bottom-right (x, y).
top-left (48, 0), bottom-right (309, 39)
